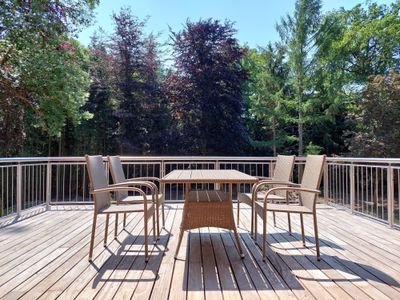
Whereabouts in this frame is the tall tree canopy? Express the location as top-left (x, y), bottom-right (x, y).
top-left (167, 19), bottom-right (249, 155)
top-left (0, 0), bottom-right (98, 155)
top-left (276, 0), bottom-right (322, 155)
top-left (243, 44), bottom-right (295, 156)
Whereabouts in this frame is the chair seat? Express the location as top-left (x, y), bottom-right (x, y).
top-left (100, 203), bottom-right (154, 214)
top-left (255, 201), bottom-right (313, 214)
top-left (120, 193), bottom-right (163, 203)
top-left (238, 192), bottom-right (286, 206)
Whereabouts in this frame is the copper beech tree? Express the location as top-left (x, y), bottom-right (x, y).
top-left (166, 19), bottom-right (249, 155)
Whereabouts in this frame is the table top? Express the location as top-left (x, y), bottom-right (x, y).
top-left (161, 169), bottom-right (258, 184)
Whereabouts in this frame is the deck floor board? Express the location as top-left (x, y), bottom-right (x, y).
top-left (0, 203), bottom-right (399, 299)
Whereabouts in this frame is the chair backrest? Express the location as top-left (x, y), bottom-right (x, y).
top-left (108, 156), bottom-right (128, 200)
top-left (300, 155), bottom-right (326, 210)
top-left (85, 155), bottom-right (110, 212)
top-left (272, 155), bottom-right (295, 197)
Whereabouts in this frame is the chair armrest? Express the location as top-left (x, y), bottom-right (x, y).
top-left (93, 186), bottom-right (149, 202)
top-left (263, 186), bottom-right (321, 203)
top-left (112, 181), bottom-right (159, 195)
top-left (252, 181), bottom-right (299, 195)
top-left (126, 176), bottom-right (160, 183)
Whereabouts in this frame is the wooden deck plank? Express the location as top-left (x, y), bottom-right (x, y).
top-left (272, 212), bottom-right (390, 300)
top-left (38, 212), bottom-right (144, 300)
top-left (208, 227), bottom-right (242, 300)
top-left (167, 229), bottom-right (189, 299)
top-left (0, 203), bottom-right (399, 300)
top-left (0, 211), bottom-right (90, 270)
top-left (216, 228), bottom-right (260, 300)
top-left (270, 208), bottom-right (399, 300)
top-left (93, 206), bottom-right (174, 300)
top-left (199, 227), bottom-right (223, 300)
top-left (130, 206), bottom-right (178, 300)
top-left (0, 210), bottom-right (83, 252)
top-left (8, 212), bottom-right (124, 300)
top-left (21, 213), bottom-right (140, 300)
top-left (149, 205), bottom-right (184, 300)
top-left (187, 229), bottom-right (205, 300)
top-left (56, 213), bottom-right (148, 300)
top-left (298, 215), bottom-right (400, 299)
top-left (261, 213), bottom-right (369, 300)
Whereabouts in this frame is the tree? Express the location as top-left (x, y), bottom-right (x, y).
top-left (347, 72), bottom-right (400, 157)
top-left (0, 0), bottom-right (98, 155)
top-left (334, 1), bottom-right (400, 83)
top-left (313, 1), bottom-right (400, 155)
top-left (276, 0), bottom-right (322, 155)
top-left (167, 19), bottom-right (249, 155)
top-left (243, 44), bottom-right (295, 156)
top-left (69, 31), bottom-right (119, 155)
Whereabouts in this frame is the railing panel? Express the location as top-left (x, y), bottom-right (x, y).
top-left (0, 155), bottom-right (399, 227)
top-left (0, 165), bottom-right (17, 217)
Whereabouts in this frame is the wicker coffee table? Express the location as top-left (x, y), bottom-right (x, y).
top-left (161, 169), bottom-right (258, 259)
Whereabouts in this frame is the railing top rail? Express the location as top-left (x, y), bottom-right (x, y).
top-left (1, 156), bottom-right (400, 164)
top-left (0, 156), bottom-right (284, 164)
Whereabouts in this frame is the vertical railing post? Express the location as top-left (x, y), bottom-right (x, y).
top-left (350, 163), bottom-right (355, 213)
top-left (16, 164), bottom-right (22, 216)
top-left (46, 162), bottom-right (52, 210)
top-left (387, 164), bottom-right (394, 227)
top-left (323, 161), bottom-right (329, 203)
top-left (215, 160), bottom-right (220, 190)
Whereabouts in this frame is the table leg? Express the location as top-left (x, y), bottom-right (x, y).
top-left (174, 182), bottom-right (190, 260)
top-left (229, 183), bottom-right (244, 258)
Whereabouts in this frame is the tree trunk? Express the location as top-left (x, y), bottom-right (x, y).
top-left (298, 109), bottom-right (303, 156)
top-left (272, 117), bottom-right (277, 157)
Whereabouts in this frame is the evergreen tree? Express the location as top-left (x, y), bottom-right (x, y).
top-left (276, 0), bottom-right (322, 155)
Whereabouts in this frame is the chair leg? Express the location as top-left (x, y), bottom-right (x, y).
top-left (251, 203), bottom-right (254, 239)
top-left (153, 209), bottom-right (157, 244)
top-left (174, 227), bottom-right (185, 259)
top-left (237, 199), bottom-right (240, 226)
top-left (273, 211), bottom-right (276, 227)
top-left (233, 226), bottom-right (244, 258)
top-left (144, 211), bottom-right (149, 262)
top-left (313, 213), bottom-right (321, 261)
top-left (300, 213), bottom-right (305, 246)
top-left (114, 213), bottom-right (118, 239)
top-left (262, 210), bottom-right (267, 261)
top-left (123, 213), bottom-right (127, 228)
top-left (88, 212), bottom-right (97, 262)
top-left (162, 202), bottom-right (165, 228)
top-left (156, 202), bottom-right (160, 239)
top-left (104, 214), bottom-right (109, 247)
top-left (287, 213), bottom-right (292, 234)
top-left (254, 211), bottom-right (258, 244)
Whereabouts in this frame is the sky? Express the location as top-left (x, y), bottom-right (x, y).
top-left (78, 0), bottom-right (394, 49)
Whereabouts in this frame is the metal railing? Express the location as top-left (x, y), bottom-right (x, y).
top-left (0, 156), bottom-right (399, 228)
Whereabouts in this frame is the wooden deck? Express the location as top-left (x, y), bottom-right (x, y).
top-left (0, 203), bottom-right (400, 300)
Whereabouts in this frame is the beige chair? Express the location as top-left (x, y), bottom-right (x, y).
top-left (85, 155), bottom-right (156, 262)
top-left (254, 155), bottom-right (326, 261)
top-left (108, 156), bottom-right (165, 238)
top-left (237, 155), bottom-right (295, 235)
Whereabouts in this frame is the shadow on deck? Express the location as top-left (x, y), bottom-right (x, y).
top-left (0, 204), bottom-right (400, 299)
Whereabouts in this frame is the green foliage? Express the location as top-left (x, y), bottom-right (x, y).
top-left (305, 142), bottom-right (323, 154)
top-left (167, 19), bottom-right (249, 155)
top-left (2, 0), bottom-right (400, 158)
top-left (243, 45), bottom-right (296, 155)
top-left (347, 71), bottom-right (400, 157)
top-left (0, 0), bottom-right (98, 155)
top-left (276, 0), bottom-right (323, 155)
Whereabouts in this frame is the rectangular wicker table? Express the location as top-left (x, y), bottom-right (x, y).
top-left (161, 169), bottom-right (258, 259)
